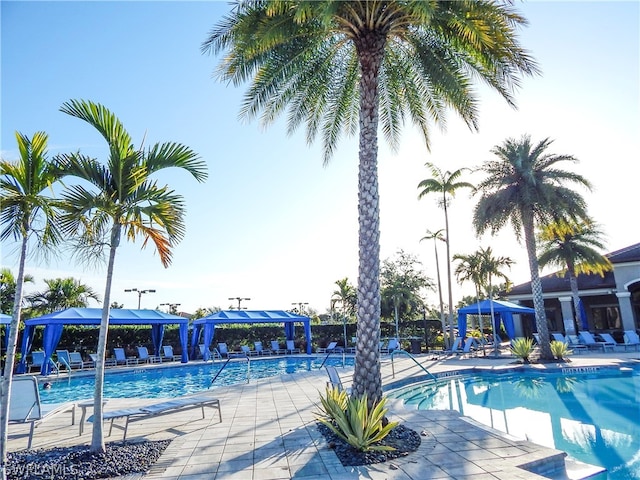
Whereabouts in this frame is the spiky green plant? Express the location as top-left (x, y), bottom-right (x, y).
top-left (510, 337), bottom-right (534, 363)
top-left (550, 340), bottom-right (572, 360)
top-left (317, 387), bottom-right (398, 452)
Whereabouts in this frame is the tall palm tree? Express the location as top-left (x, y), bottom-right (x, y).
top-left (331, 277), bottom-right (357, 349)
top-left (0, 268), bottom-right (34, 315)
top-left (203, 0), bottom-right (538, 404)
top-left (0, 131), bottom-right (63, 478)
top-left (537, 219), bottom-right (612, 334)
top-left (477, 246), bottom-right (513, 354)
top-left (25, 277), bottom-right (101, 315)
top-left (53, 99), bottom-right (207, 452)
top-left (420, 229), bottom-right (446, 343)
top-left (453, 251), bottom-right (485, 339)
top-left (418, 163), bottom-right (474, 347)
top-left (473, 135), bottom-right (591, 359)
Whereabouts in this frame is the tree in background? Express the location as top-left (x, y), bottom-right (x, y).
top-left (420, 229), bottom-right (446, 345)
top-left (537, 219), bottom-right (612, 334)
top-left (203, 0), bottom-right (538, 405)
top-left (453, 250), bottom-right (485, 337)
top-left (380, 250), bottom-right (433, 340)
top-left (418, 163), bottom-right (474, 347)
top-left (0, 131), bottom-right (63, 478)
top-left (478, 246), bottom-right (513, 353)
top-left (53, 99), bottom-right (207, 452)
top-left (331, 278), bottom-right (357, 349)
top-left (473, 135), bottom-right (591, 359)
top-left (25, 277), bottom-right (100, 315)
top-left (0, 268), bottom-right (34, 315)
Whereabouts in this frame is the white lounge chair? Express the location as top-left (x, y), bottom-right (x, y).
top-left (56, 350), bottom-right (84, 370)
top-left (217, 342), bottom-right (230, 358)
top-left (9, 376), bottom-right (76, 449)
top-left (270, 341), bottom-right (286, 355)
top-left (286, 340), bottom-right (300, 354)
top-left (240, 345), bottom-right (257, 356)
top-left (254, 341), bottom-right (271, 355)
top-left (28, 351), bottom-right (47, 373)
top-left (114, 347), bottom-right (138, 365)
top-left (566, 334), bottom-right (588, 353)
top-left (579, 331), bottom-right (615, 352)
top-left (162, 345), bottom-right (180, 362)
top-left (325, 365), bottom-right (351, 394)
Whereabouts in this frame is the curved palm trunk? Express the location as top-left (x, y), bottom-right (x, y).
top-left (433, 239), bottom-right (447, 346)
top-left (488, 276), bottom-right (498, 356)
top-left (568, 271), bottom-right (582, 332)
top-left (475, 285), bottom-right (485, 356)
top-left (0, 235), bottom-right (28, 480)
top-left (443, 198), bottom-right (454, 347)
top-left (90, 224), bottom-right (121, 452)
top-left (522, 211), bottom-right (553, 359)
top-left (353, 34), bottom-right (385, 406)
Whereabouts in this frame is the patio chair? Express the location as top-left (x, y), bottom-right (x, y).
top-left (441, 337), bottom-right (463, 355)
top-left (286, 340), bottom-right (300, 354)
top-left (114, 347), bottom-right (138, 366)
top-left (254, 341), bottom-right (271, 355)
top-left (551, 333), bottom-right (567, 344)
top-left (217, 342), bottom-right (230, 358)
top-left (579, 331), bottom-right (615, 352)
top-left (270, 340), bottom-right (286, 355)
top-left (458, 337), bottom-right (478, 356)
top-left (240, 345), bottom-right (257, 356)
top-left (599, 333), bottom-right (627, 351)
top-left (319, 341), bottom-right (339, 353)
top-left (9, 376), bottom-right (76, 449)
top-left (28, 351), bottom-right (46, 373)
top-left (89, 352), bottom-right (116, 368)
top-left (624, 330), bottom-right (640, 351)
top-left (136, 346), bottom-right (160, 364)
top-left (199, 344), bottom-right (220, 361)
top-left (387, 338), bottom-right (401, 353)
top-left (56, 350), bottom-right (84, 370)
top-left (325, 365), bottom-right (351, 394)
top-left (162, 345), bottom-right (180, 362)
top-left (566, 335), bottom-right (588, 354)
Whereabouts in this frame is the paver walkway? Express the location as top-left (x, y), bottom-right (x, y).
top-left (9, 351), bottom-right (638, 479)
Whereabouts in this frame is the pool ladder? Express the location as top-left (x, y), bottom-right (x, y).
top-left (390, 349), bottom-right (438, 382)
top-left (209, 355), bottom-right (251, 387)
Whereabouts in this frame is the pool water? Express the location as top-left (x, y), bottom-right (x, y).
top-left (388, 367), bottom-right (640, 480)
top-left (39, 356), bottom-right (354, 404)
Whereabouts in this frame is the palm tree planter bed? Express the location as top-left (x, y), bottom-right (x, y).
top-left (317, 422), bottom-right (421, 466)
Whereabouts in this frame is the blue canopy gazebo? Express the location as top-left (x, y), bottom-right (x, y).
top-left (457, 299), bottom-right (535, 340)
top-left (192, 310), bottom-right (312, 360)
top-left (17, 308), bottom-right (189, 374)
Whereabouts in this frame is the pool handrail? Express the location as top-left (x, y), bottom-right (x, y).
top-left (319, 347), bottom-right (349, 369)
top-left (390, 349), bottom-right (438, 382)
top-left (209, 356), bottom-right (251, 387)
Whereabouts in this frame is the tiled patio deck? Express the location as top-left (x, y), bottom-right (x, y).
top-left (9, 350), bottom-right (638, 479)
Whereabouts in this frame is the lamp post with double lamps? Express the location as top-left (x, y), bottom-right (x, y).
top-left (160, 303), bottom-right (181, 315)
top-left (229, 297), bottom-right (250, 310)
top-left (124, 288), bottom-right (156, 309)
top-left (291, 302), bottom-right (309, 315)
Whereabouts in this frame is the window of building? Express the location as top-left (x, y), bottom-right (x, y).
top-left (592, 305), bottom-right (621, 330)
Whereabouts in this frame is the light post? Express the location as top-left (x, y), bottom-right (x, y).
top-left (124, 288), bottom-right (156, 309)
top-left (228, 297), bottom-right (250, 310)
top-left (291, 302), bottom-right (309, 315)
top-left (160, 303), bottom-right (181, 314)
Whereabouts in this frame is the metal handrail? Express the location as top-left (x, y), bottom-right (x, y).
top-left (319, 346), bottom-right (349, 368)
top-left (390, 349), bottom-right (438, 382)
top-left (209, 355), bottom-right (251, 387)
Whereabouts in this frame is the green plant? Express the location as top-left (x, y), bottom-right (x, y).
top-left (317, 387), bottom-right (398, 452)
top-left (550, 340), bottom-right (572, 360)
top-left (510, 337), bottom-right (534, 363)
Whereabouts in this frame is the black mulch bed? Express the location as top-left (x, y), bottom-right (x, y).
top-left (7, 439), bottom-right (171, 480)
top-left (317, 422), bottom-right (422, 466)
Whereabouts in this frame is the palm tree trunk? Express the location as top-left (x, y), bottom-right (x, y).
top-left (353, 33), bottom-right (385, 406)
top-left (90, 224), bottom-right (120, 452)
top-left (522, 210), bottom-right (553, 359)
top-left (475, 285), bottom-right (485, 356)
top-left (433, 239), bottom-right (447, 348)
top-left (443, 197), bottom-right (455, 347)
top-left (0, 235), bottom-right (28, 480)
top-left (569, 271), bottom-right (582, 332)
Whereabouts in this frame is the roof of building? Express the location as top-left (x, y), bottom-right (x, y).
top-left (507, 243), bottom-right (639, 296)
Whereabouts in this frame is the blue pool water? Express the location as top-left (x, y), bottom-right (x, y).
top-left (39, 356), bottom-right (354, 404)
top-left (388, 366), bottom-right (640, 479)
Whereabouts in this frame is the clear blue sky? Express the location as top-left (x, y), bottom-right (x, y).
top-left (2, 1), bottom-right (639, 315)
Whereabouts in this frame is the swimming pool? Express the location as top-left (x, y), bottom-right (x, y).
top-left (388, 366), bottom-right (640, 480)
top-left (38, 356), bottom-right (354, 405)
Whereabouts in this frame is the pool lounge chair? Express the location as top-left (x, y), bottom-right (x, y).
top-left (318, 341), bottom-right (340, 353)
top-left (162, 345), bottom-right (180, 362)
top-left (387, 338), bottom-right (401, 353)
top-left (136, 346), bottom-right (160, 364)
top-left (240, 345), bottom-right (257, 356)
top-left (114, 347), bottom-right (138, 366)
top-left (28, 351), bottom-right (47, 373)
top-left (270, 341), bottom-right (286, 355)
top-left (579, 331), bottom-right (615, 352)
top-left (9, 376), bottom-right (76, 449)
top-left (88, 391), bottom-right (222, 441)
top-left (325, 365), bottom-right (351, 394)
top-left (551, 333), bottom-right (567, 344)
top-left (599, 333), bottom-right (628, 351)
top-left (217, 343), bottom-right (230, 358)
top-left (254, 341), bottom-right (271, 355)
top-left (56, 349), bottom-right (84, 370)
top-left (286, 340), bottom-right (300, 354)
top-left (624, 330), bottom-right (640, 351)
top-left (566, 335), bottom-right (588, 353)
top-left (458, 337), bottom-right (478, 356)
top-left (440, 337), bottom-right (463, 355)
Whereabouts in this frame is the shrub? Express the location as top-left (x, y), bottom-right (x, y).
top-left (550, 340), bottom-right (572, 360)
top-left (317, 387), bottom-right (398, 452)
top-left (510, 337), bottom-right (534, 363)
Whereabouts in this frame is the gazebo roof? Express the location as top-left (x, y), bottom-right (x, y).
top-left (24, 307), bottom-right (188, 326)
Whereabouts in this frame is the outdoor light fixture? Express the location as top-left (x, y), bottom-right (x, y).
top-left (228, 297), bottom-right (250, 309)
top-left (124, 288), bottom-right (156, 309)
